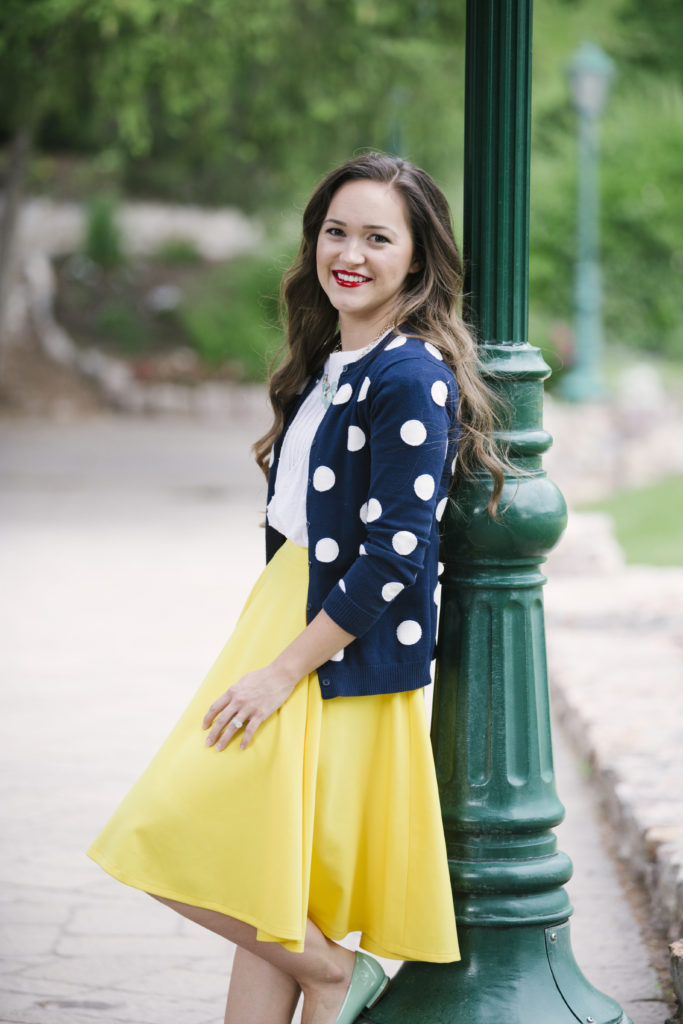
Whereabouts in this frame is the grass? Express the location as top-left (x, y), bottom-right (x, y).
top-left (581, 474), bottom-right (683, 566)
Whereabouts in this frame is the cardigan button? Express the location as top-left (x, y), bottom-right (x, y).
top-left (321, 678), bottom-right (331, 687)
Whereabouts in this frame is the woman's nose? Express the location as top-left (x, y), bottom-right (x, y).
top-left (341, 238), bottom-right (364, 265)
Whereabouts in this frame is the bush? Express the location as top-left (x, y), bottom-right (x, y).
top-left (177, 251), bottom-right (289, 380)
top-left (154, 236), bottom-right (202, 265)
top-left (83, 193), bottom-right (125, 269)
top-left (94, 299), bottom-right (145, 353)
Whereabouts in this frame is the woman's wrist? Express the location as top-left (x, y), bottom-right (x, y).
top-left (270, 651), bottom-right (306, 688)
top-left (270, 609), bottom-right (354, 687)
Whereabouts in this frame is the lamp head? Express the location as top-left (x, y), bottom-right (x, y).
top-left (568, 42), bottom-right (615, 117)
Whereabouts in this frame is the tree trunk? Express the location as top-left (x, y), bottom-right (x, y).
top-left (0, 126), bottom-right (32, 382)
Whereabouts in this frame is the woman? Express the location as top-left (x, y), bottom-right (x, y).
top-left (88, 153), bottom-right (505, 1024)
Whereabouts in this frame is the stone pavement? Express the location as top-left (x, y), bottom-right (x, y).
top-left (0, 411), bottom-right (677, 1023)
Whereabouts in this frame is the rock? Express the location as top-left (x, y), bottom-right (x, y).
top-left (145, 283), bottom-right (183, 313)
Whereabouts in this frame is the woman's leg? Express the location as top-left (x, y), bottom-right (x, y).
top-left (224, 946), bottom-right (301, 1024)
top-left (153, 895), bottom-right (356, 1024)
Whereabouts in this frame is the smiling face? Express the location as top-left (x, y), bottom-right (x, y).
top-left (316, 179), bottom-right (418, 347)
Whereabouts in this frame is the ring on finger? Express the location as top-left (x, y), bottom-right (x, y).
top-left (232, 718), bottom-right (245, 730)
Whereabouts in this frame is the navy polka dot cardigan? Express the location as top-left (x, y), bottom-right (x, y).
top-left (265, 329), bottom-right (460, 699)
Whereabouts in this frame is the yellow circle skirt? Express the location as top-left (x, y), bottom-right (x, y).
top-left (87, 540), bottom-right (460, 963)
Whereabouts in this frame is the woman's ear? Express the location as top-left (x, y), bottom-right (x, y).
top-left (408, 259), bottom-right (421, 274)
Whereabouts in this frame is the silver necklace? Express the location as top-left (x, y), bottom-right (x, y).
top-left (320, 328), bottom-right (394, 409)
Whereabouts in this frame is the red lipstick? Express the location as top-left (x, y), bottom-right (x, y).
top-left (332, 270), bottom-right (371, 288)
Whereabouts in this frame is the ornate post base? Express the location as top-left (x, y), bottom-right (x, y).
top-left (360, 922), bottom-right (631, 1023)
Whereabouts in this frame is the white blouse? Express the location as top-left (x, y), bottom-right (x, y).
top-left (267, 334), bottom-right (389, 546)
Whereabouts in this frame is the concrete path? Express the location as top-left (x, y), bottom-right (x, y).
top-left (0, 412), bottom-right (673, 1023)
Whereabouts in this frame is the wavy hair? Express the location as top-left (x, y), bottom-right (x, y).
top-left (254, 152), bottom-right (507, 513)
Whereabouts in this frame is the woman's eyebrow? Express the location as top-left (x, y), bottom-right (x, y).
top-left (323, 218), bottom-right (396, 233)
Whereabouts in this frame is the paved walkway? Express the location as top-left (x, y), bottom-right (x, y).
top-left (0, 412), bottom-right (675, 1023)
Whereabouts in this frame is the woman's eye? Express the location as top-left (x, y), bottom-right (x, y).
top-left (326, 227), bottom-right (344, 237)
top-left (370, 233), bottom-right (390, 244)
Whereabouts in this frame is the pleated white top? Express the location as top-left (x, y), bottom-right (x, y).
top-left (267, 335), bottom-right (388, 546)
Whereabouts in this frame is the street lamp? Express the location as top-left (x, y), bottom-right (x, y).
top-left (558, 42), bottom-right (615, 401)
top-left (359, 11), bottom-right (630, 1023)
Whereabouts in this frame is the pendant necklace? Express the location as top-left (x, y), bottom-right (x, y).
top-left (321, 375), bottom-right (338, 409)
top-left (320, 327), bottom-right (394, 409)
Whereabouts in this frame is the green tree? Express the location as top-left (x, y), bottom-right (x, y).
top-left (0, 0), bottom-right (244, 367)
top-left (0, 0), bottom-right (468, 374)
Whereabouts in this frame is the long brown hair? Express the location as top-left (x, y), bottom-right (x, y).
top-left (254, 153), bottom-right (507, 513)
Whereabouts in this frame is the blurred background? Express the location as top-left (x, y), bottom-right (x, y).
top-left (1, 3), bottom-right (682, 1021)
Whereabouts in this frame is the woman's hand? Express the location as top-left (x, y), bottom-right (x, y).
top-left (202, 663), bottom-right (299, 751)
top-left (202, 609), bottom-right (355, 751)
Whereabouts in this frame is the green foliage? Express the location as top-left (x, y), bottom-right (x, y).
top-left (83, 193), bottom-right (125, 269)
top-left (0, 0), bottom-right (467, 210)
top-left (3, 0), bottom-right (682, 372)
top-left (94, 299), bottom-right (145, 352)
top-left (154, 237), bottom-right (201, 266)
top-left (581, 475), bottom-right (683, 566)
top-left (177, 252), bottom-right (287, 379)
top-left (600, 80), bottom-right (683, 360)
top-left (529, 0), bottom-right (683, 375)
top-left (616, 0), bottom-right (683, 81)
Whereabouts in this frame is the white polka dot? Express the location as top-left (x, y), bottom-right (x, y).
top-left (451, 453), bottom-right (458, 475)
top-left (338, 579), bottom-right (346, 593)
top-left (434, 584), bottom-right (440, 604)
top-left (431, 380), bottom-right (448, 406)
top-left (400, 419), bottom-right (427, 446)
top-left (414, 474), bottom-right (435, 500)
top-left (382, 581), bottom-right (404, 602)
top-left (333, 382), bottom-right (353, 405)
top-left (359, 502), bottom-right (368, 524)
top-left (436, 497), bottom-right (448, 522)
top-left (313, 465), bottom-right (335, 491)
top-left (392, 530), bottom-right (418, 555)
top-left (348, 426), bottom-right (366, 451)
top-left (397, 620), bottom-right (422, 645)
top-left (358, 376), bottom-right (371, 402)
top-left (367, 498), bottom-right (382, 522)
top-left (424, 341), bottom-right (443, 360)
top-left (385, 335), bottom-right (407, 350)
top-left (315, 537), bottom-right (339, 562)
top-left (359, 543), bottom-right (367, 555)
top-left (330, 648), bottom-right (345, 662)
top-left (438, 561), bottom-right (445, 575)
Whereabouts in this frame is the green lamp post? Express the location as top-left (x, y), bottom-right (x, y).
top-left (359, 3), bottom-right (631, 1022)
top-left (558, 42), bottom-right (615, 402)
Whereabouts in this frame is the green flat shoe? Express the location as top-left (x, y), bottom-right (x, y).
top-left (334, 950), bottom-right (389, 1024)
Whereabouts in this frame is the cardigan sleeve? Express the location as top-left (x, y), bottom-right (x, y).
top-left (322, 354), bottom-right (458, 638)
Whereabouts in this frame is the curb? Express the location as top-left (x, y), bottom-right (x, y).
top-left (670, 940), bottom-right (683, 1023)
top-left (546, 567), bottom-right (683, 943)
